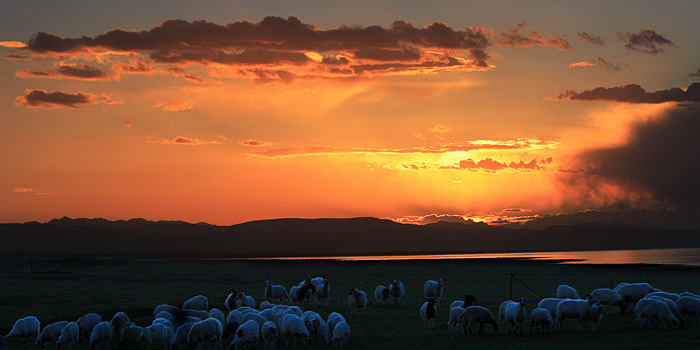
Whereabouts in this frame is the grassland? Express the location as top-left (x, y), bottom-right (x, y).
top-left (1, 256), bottom-right (700, 349)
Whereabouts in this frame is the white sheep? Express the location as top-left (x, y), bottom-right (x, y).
top-left (154, 304), bottom-right (180, 317)
top-left (242, 312), bottom-right (269, 329)
top-left (36, 320), bottom-right (68, 346)
top-left (56, 322), bottom-right (79, 350)
top-left (536, 298), bottom-right (564, 320)
top-left (259, 309), bottom-right (277, 323)
top-left (635, 298), bottom-right (679, 330)
top-left (265, 280), bottom-right (290, 302)
top-left (77, 313), bottom-right (101, 344)
top-left (529, 308), bottom-right (553, 335)
top-left (316, 279), bottom-right (330, 307)
top-left (302, 311), bottom-right (324, 344)
top-left (140, 323), bottom-right (172, 348)
top-left (110, 311), bottom-right (129, 339)
top-left (591, 288), bottom-right (627, 314)
top-left (261, 321), bottom-right (278, 350)
top-left (449, 294), bottom-right (476, 310)
top-left (646, 296), bottom-right (683, 327)
top-left (586, 305), bottom-right (605, 332)
top-left (615, 282), bottom-right (656, 305)
top-left (680, 291), bottom-right (700, 300)
top-left (347, 288), bottom-right (368, 317)
top-left (556, 298), bottom-right (596, 331)
top-left (388, 280), bottom-right (405, 306)
top-left (225, 310), bottom-right (243, 336)
top-left (460, 306), bottom-right (498, 335)
top-left (331, 321), bottom-right (351, 347)
top-left (89, 321), bottom-right (112, 350)
top-left (183, 295), bottom-right (209, 311)
top-left (375, 285), bottom-right (390, 306)
top-left (326, 312), bottom-right (346, 334)
top-left (259, 301), bottom-right (275, 311)
top-left (647, 291), bottom-right (680, 301)
top-left (316, 321), bottom-right (331, 345)
top-left (209, 308), bottom-right (226, 326)
top-left (420, 299), bottom-right (438, 329)
top-left (279, 314), bottom-right (310, 347)
top-left (505, 298), bottom-right (526, 336)
top-left (447, 306), bottom-right (465, 333)
top-left (556, 284), bottom-right (580, 299)
top-left (229, 319), bottom-right (259, 350)
top-left (676, 296), bottom-right (700, 325)
top-left (170, 322), bottom-right (195, 350)
top-left (423, 279), bottom-right (444, 307)
top-left (188, 318), bottom-right (222, 350)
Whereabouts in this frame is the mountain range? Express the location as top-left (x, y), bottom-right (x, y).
top-left (1, 217), bottom-right (700, 258)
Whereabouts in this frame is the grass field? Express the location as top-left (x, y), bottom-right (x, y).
top-left (1, 255), bottom-right (700, 349)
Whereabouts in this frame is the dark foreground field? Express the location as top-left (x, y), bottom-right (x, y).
top-left (2, 256), bottom-right (700, 349)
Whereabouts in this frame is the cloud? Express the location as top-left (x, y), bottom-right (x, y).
top-left (553, 83), bottom-right (700, 103)
top-left (618, 28), bottom-right (674, 54)
top-left (14, 89), bottom-right (97, 108)
top-left (575, 32), bottom-right (605, 45)
top-left (12, 187), bottom-right (51, 195)
top-left (690, 68), bottom-right (700, 78)
top-left (441, 158), bottom-right (543, 172)
top-left (559, 105), bottom-right (700, 213)
top-left (249, 139), bottom-right (558, 158)
top-left (122, 121), bottom-right (133, 128)
top-left (149, 136), bottom-right (220, 145)
top-left (239, 139), bottom-right (272, 147)
top-left (429, 124), bottom-right (452, 134)
top-left (568, 56), bottom-right (624, 72)
top-left (16, 63), bottom-right (111, 80)
top-left (394, 214), bottom-right (478, 225)
top-left (0, 41), bottom-right (27, 48)
top-left (495, 21), bottom-right (572, 50)
top-left (100, 93), bottom-right (123, 105)
top-left (17, 17), bottom-right (572, 82)
top-left (153, 100), bottom-right (193, 112)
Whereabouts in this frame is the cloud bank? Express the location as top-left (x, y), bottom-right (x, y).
top-left (555, 83), bottom-right (700, 103)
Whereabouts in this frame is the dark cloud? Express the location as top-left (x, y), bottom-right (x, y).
top-left (150, 136), bottom-right (220, 145)
top-left (690, 68), bottom-right (700, 78)
top-left (495, 21), bottom-right (572, 50)
top-left (16, 64), bottom-right (109, 80)
top-left (575, 32), bottom-right (605, 45)
top-left (618, 28), bottom-right (674, 54)
top-left (555, 83), bottom-right (700, 103)
top-left (568, 56), bottom-right (624, 72)
top-left (15, 89), bottom-right (96, 108)
top-left (561, 106), bottom-right (700, 214)
top-left (240, 139), bottom-right (272, 147)
top-left (353, 47), bottom-right (421, 62)
top-left (443, 158), bottom-right (542, 172)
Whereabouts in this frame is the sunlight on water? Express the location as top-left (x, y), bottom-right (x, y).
top-left (248, 248), bottom-right (700, 266)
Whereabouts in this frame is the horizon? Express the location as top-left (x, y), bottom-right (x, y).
top-left (2, 1), bottom-right (700, 230)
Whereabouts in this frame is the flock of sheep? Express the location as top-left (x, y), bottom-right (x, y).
top-left (1, 276), bottom-right (350, 349)
top-left (5, 273), bottom-right (700, 349)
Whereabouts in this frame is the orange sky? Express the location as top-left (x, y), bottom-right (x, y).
top-left (2, 1), bottom-right (699, 228)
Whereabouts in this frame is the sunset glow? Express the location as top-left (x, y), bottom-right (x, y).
top-left (2, 1), bottom-right (699, 229)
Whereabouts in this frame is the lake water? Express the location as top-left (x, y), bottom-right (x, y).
top-left (248, 247), bottom-right (700, 266)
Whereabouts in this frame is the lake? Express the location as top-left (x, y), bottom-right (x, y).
top-left (246, 247), bottom-right (700, 266)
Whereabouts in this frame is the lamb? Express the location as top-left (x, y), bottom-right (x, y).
top-left (615, 282), bottom-right (656, 305)
top-left (556, 284), bottom-right (580, 299)
top-left (316, 279), bottom-right (330, 307)
top-left (56, 322), bottom-right (79, 350)
top-left (676, 296), bottom-right (700, 325)
top-left (77, 313), bottom-right (101, 343)
top-left (536, 298), bottom-right (564, 320)
top-left (37, 320), bottom-right (68, 346)
top-left (331, 321), bottom-right (351, 347)
top-left (326, 312), bottom-right (346, 334)
top-left (187, 318), bottom-right (223, 350)
top-left (279, 314), bottom-right (310, 347)
top-left (423, 279), bottom-right (444, 307)
top-left (388, 280), bottom-right (405, 306)
top-left (224, 310), bottom-right (243, 337)
top-left (261, 321), bottom-right (278, 350)
top-left (460, 306), bottom-right (498, 335)
top-left (449, 294), bottom-right (476, 310)
top-left (347, 288), bottom-right (368, 317)
top-left (89, 322), bottom-right (112, 350)
top-left (635, 298), bottom-right (679, 330)
top-left (110, 312), bottom-right (129, 339)
top-left (556, 297), bottom-right (597, 331)
top-left (375, 285), bottom-right (390, 306)
top-left (447, 306), bottom-right (465, 333)
top-left (265, 280), bottom-right (290, 302)
top-left (183, 295), bottom-right (209, 311)
top-left (4, 316), bottom-right (39, 345)
top-left (228, 319), bottom-right (259, 350)
top-left (505, 298), bottom-right (526, 336)
top-left (420, 299), bottom-right (438, 329)
top-left (529, 308), bottom-right (553, 335)
top-left (170, 322), bottom-right (195, 350)
top-left (591, 288), bottom-right (627, 314)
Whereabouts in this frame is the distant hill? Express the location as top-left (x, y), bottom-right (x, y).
top-left (1, 217), bottom-right (700, 258)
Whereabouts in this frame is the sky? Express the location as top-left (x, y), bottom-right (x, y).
top-left (1, 1), bottom-right (699, 229)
